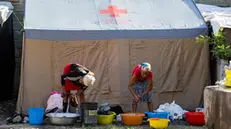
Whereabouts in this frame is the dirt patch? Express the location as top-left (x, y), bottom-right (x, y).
top-left (0, 99), bottom-right (16, 124)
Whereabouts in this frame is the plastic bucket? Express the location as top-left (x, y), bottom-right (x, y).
top-left (144, 112), bottom-right (170, 119)
top-left (120, 113), bottom-right (145, 126)
top-left (225, 69), bottom-right (231, 87)
top-left (185, 112), bottom-right (205, 125)
top-left (28, 108), bottom-right (44, 125)
top-left (148, 118), bottom-right (170, 128)
top-left (97, 112), bottom-right (116, 125)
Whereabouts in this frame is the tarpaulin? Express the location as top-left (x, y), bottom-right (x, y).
top-left (17, 38), bottom-right (210, 114)
top-left (24, 0), bottom-right (207, 40)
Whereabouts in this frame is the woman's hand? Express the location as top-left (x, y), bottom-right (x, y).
top-left (134, 94), bottom-right (143, 103)
top-left (133, 95), bottom-right (140, 103)
top-left (61, 88), bottom-right (70, 98)
top-left (61, 89), bottom-right (67, 98)
top-left (137, 94), bottom-right (143, 99)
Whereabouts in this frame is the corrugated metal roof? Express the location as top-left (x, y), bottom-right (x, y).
top-left (24, 0), bottom-right (208, 40)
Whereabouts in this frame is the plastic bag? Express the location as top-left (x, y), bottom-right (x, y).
top-left (155, 101), bottom-right (184, 120)
top-left (46, 91), bottom-right (63, 112)
top-left (169, 101), bottom-right (184, 119)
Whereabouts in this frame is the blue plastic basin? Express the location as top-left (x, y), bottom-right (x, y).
top-left (144, 112), bottom-right (170, 119)
top-left (28, 107), bottom-right (44, 125)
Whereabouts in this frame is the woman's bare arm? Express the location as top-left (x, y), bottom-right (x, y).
top-left (128, 75), bottom-right (137, 98)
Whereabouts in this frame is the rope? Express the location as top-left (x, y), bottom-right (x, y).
top-left (12, 12), bottom-right (23, 28)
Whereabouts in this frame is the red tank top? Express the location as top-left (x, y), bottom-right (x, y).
top-left (132, 64), bottom-right (153, 80)
top-left (63, 64), bottom-right (81, 91)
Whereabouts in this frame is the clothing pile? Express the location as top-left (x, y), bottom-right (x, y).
top-left (97, 103), bottom-right (111, 115)
top-left (46, 91), bottom-right (63, 113)
top-left (155, 101), bottom-right (188, 120)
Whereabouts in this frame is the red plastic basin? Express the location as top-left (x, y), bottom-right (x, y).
top-left (185, 112), bottom-right (205, 126)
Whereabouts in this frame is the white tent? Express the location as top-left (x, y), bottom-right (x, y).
top-left (17, 0), bottom-right (209, 114)
top-left (197, 4), bottom-right (231, 81)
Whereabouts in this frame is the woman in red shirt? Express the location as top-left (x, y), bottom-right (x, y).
top-left (128, 62), bottom-right (153, 112)
top-left (61, 63), bottom-right (95, 112)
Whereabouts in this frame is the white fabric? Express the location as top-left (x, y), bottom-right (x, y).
top-left (141, 62), bottom-right (151, 72)
top-left (156, 101), bottom-right (186, 120)
top-left (83, 74), bottom-right (96, 87)
top-left (66, 76), bottom-right (82, 81)
top-left (46, 94), bottom-right (63, 112)
top-left (0, 2), bottom-right (14, 26)
top-left (196, 4), bottom-right (231, 33)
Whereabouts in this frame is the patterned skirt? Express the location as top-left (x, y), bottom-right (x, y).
top-left (132, 80), bottom-right (152, 102)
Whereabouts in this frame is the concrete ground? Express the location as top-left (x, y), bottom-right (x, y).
top-left (0, 120), bottom-right (207, 129)
top-left (0, 124), bottom-right (207, 129)
top-left (0, 99), bottom-right (207, 129)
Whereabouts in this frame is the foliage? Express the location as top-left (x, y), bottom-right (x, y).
top-left (196, 27), bottom-right (231, 60)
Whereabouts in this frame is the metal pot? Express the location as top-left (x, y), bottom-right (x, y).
top-left (46, 113), bottom-right (80, 125)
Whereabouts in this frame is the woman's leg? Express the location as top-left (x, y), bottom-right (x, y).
top-left (145, 87), bottom-right (153, 112)
top-left (147, 102), bottom-right (153, 112)
top-left (140, 80), bottom-right (153, 112)
top-left (132, 101), bottom-right (138, 112)
top-left (131, 81), bottom-right (142, 112)
top-left (63, 91), bottom-right (70, 112)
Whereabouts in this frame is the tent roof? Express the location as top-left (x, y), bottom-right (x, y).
top-left (24, 0), bottom-right (208, 40)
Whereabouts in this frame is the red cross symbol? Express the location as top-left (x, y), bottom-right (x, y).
top-left (100, 5), bottom-right (127, 17)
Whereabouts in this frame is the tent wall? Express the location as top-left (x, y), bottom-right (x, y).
top-left (17, 38), bottom-right (210, 114)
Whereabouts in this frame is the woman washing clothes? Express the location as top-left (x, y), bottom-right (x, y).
top-left (61, 63), bottom-right (95, 113)
top-left (128, 62), bottom-right (154, 112)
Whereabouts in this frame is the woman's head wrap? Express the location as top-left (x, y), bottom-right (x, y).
top-left (141, 62), bottom-right (151, 72)
top-left (83, 74), bottom-right (96, 87)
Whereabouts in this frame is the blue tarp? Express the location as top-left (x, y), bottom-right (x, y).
top-left (24, 0), bottom-right (208, 40)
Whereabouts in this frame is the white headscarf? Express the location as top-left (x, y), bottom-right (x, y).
top-left (141, 62), bottom-right (151, 72)
top-left (83, 74), bottom-right (96, 87)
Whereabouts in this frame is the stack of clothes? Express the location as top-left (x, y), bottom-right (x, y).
top-left (97, 103), bottom-right (124, 116)
top-left (97, 103), bottom-right (111, 115)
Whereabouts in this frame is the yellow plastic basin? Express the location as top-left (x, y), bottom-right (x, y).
top-left (97, 112), bottom-right (116, 125)
top-left (148, 118), bottom-right (170, 129)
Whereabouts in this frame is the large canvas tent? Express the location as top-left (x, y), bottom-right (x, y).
top-left (17, 0), bottom-right (209, 114)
